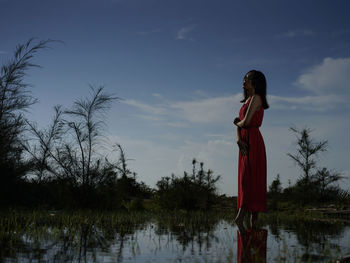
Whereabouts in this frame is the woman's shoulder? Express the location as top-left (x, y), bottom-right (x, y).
top-left (252, 94), bottom-right (262, 101)
top-left (250, 94), bottom-right (263, 107)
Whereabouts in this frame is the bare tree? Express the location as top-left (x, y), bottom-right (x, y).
top-left (287, 127), bottom-right (328, 185)
top-left (25, 86), bottom-right (119, 186)
top-left (114, 144), bottom-right (133, 179)
top-left (0, 38), bottom-right (53, 182)
top-left (313, 167), bottom-right (345, 200)
top-left (64, 86), bottom-right (118, 185)
top-left (23, 105), bottom-right (64, 181)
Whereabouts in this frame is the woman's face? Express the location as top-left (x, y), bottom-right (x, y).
top-left (243, 75), bottom-right (254, 92)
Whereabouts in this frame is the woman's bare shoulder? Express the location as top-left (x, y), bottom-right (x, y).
top-left (251, 94), bottom-right (262, 107)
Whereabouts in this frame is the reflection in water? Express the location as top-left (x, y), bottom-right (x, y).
top-left (237, 228), bottom-right (268, 263)
top-left (1, 212), bottom-right (349, 262)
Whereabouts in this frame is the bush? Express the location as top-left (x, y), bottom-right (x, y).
top-left (154, 159), bottom-right (220, 211)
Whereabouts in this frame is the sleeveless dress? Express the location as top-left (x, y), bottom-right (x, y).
top-left (237, 96), bottom-right (267, 212)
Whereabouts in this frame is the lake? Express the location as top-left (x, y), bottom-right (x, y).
top-left (1, 211), bottom-right (350, 262)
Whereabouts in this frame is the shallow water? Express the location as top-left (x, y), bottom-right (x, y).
top-left (2, 213), bottom-right (350, 262)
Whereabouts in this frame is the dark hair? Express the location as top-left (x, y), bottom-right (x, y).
top-left (241, 70), bottom-right (269, 110)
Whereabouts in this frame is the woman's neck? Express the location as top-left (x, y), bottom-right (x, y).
top-left (247, 90), bottom-right (255, 97)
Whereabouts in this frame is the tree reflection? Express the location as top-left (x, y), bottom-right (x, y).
top-left (153, 212), bottom-right (221, 251)
top-left (266, 218), bottom-right (345, 256)
top-left (0, 212), bottom-right (148, 262)
top-left (1, 212), bottom-right (348, 262)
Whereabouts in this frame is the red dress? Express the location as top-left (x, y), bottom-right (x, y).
top-left (237, 96), bottom-right (267, 212)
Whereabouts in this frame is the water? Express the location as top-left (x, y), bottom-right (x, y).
top-left (1, 213), bottom-right (350, 262)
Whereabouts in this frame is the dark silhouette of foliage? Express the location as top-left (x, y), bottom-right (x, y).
top-left (155, 159), bottom-right (220, 211)
top-left (268, 126), bottom-right (349, 207)
top-left (0, 38), bottom-right (54, 205)
top-left (25, 87), bottom-right (118, 185)
top-left (287, 127), bottom-right (327, 186)
top-left (286, 127), bottom-right (328, 204)
top-left (23, 87), bottom-right (152, 209)
top-left (268, 174), bottom-right (282, 195)
top-left (312, 167), bottom-right (347, 201)
top-left (268, 174), bottom-right (282, 210)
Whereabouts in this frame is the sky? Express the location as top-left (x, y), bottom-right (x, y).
top-left (1, 0), bottom-right (350, 196)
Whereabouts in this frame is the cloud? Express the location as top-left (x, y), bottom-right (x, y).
top-left (123, 90), bottom-right (347, 128)
top-left (122, 99), bottom-right (166, 115)
top-left (277, 29), bottom-right (315, 38)
top-left (170, 94), bottom-right (242, 123)
top-left (152, 93), bottom-right (163, 99)
top-left (176, 25), bottom-right (196, 40)
top-left (269, 94), bottom-right (347, 111)
top-left (123, 94), bottom-right (243, 124)
top-left (297, 57), bottom-right (350, 96)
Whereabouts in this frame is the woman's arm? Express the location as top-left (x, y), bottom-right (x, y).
top-left (235, 95), bottom-right (262, 128)
top-left (236, 126), bottom-right (248, 155)
top-left (236, 126), bottom-right (241, 142)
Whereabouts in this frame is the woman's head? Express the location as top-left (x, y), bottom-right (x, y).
top-left (241, 70), bottom-right (269, 109)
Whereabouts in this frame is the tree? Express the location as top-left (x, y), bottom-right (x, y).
top-left (268, 174), bottom-right (283, 210)
top-left (287, 127), bottom-right (327, 186)
top-left (23, 105), bottom-right (64, 182)
top-left (312, 167), bottom-right (345, 201)
top-left (114, 144), bottom-right (133, 179)
top-left (0, 39), bottom-right (53, 204)
top-left (269, 174), bottom-right (282, 195)
top-left (286, 126), bottom-right (349, 204)
top-left (25, 87), bottom-right (119, 187)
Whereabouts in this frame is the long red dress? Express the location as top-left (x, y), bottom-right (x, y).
top-left (237, 96), bottom-right (267, 212)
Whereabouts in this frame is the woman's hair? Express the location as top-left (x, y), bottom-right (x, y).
top-left (241, 70), bottom-right (269, 110)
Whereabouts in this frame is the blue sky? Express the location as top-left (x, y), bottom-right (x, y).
top-left (1, 0), bottom-right (350, 195)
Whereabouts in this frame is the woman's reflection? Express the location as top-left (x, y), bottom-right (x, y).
top-left (237, 225), bottom-right (268, 263)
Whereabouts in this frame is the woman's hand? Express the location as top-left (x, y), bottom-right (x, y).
top-left (233, 117), bottom-right (240, 126)
top-left (237, 139), bottom-right (249, 156)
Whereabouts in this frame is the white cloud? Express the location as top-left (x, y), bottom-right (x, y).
top-left (122, 94), bottom-right (243, 124)
top-left (164, 121), bottom-right (187, 128)
top-left (170, 94), bottom-right (242, 123)
top-left (297, 57), bottom-right (350, 96)
top-left (269, 94), bottom-right (347, 111)
top-left (123, 91), bottom-right (346, 128)
top-left (133, 114), bottom-right (164, 122)
top-left (176, 25), bottom-right (196, 40)
top-left (277, 29), bottom-right (315, 38)
top-left (122, 99), bottom-right (166, 115)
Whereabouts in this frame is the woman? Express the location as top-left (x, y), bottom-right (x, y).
top-left (233, 70), bottom-right (269, 228)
